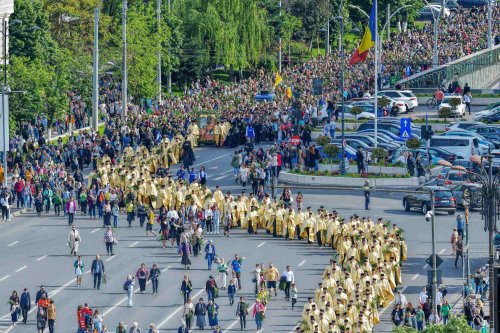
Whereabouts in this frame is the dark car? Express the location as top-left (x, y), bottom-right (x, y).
top-left (451, 183), bottom-right (483, 209)
top-left (403, 186), bottom-right (456, 215)
top-left (358, 122), bottom-right (421, 139)
top-left (457, 0), bottom-right (488, 8)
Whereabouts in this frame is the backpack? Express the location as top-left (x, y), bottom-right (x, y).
top-left (123, 280), bottom-right (130, 291)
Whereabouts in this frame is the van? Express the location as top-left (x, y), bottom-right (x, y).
top-left (429, 136), bottom-right (480, 160)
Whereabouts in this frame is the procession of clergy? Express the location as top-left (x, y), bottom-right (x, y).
top-left (90, 124), bottom-right (407, 333)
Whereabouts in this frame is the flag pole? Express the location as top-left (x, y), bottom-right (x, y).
top-left (374, 0), bottom-right (378, 148)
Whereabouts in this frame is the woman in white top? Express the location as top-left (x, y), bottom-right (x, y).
top-left (92, 309), bottom-right (103, 333)
top-left (183, 298), bottom-right (195, 330)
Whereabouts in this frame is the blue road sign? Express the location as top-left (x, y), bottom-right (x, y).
top-left (400, 118), bottom-right (412, 139)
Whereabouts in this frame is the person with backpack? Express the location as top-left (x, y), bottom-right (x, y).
top-left (124, 275), bottom-right (135, 307)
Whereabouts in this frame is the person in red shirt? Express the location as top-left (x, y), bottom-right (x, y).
top-left (434, 88), bottom-right (444, 108)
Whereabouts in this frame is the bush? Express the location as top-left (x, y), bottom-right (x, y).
top-left (438, 107), bottom-right (453, 121)
top-left (323, 144), bottom-right (340, 159)
top-left (378, 96), bottom-right (391, 108)
top-left (316, 135), bottom-right (331, 146)
top-left (406, 137), bottom-right (421, 149)
top-left (350, 106), bottom-right (363, 116)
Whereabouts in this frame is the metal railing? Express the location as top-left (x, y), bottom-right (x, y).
top-left (398, 44), bottom-right (500, 89)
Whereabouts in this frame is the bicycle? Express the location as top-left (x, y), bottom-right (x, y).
top-left (426, 97), bottom-right (437, 109)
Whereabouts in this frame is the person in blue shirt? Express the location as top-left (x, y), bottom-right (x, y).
top-left (188, 168), bottom-right (197, 183)
top-left (231, 254), bottom-right (242, 290)
top-left (177, 166), bottom-right (186, 181)
top-left (204, 240), bottom-right (216, 270)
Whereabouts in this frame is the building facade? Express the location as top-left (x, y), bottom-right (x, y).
top-left (0, 0), bottom-right (15, 65)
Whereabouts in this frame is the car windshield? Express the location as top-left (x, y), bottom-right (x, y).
top-left (435, 190), bottom-right (453, 198)
top-left (448, 173), bottom-right (469, 181)
top-left (401, 91), bottom-right (416, 97)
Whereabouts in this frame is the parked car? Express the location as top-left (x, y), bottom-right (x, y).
top-left (439, 130), bottom-right (496, 153)
top-left (417, 4), bottom-right (451, 21)
top-left (451, 183), bottom-right (483, 209)
top-left (378, 90), bottom-right (419, 112)
top-left (467, 125), bottom-right (500, 142)
top-left (446, 121), bottom-right (483, 131)
top-left (477, 110), bottom-right (500, 123)
top-left (437, 169), bottom-right (470, 188)
top-left (439, 95), bottom-right (466, 117)
top-left (457, 0), bottom-right (488, 8)
top-left (344, 133), bottom-right (399, 151)
top-left (317, 144), bottom-right (357, 160)
top-left (358, 121), bottom-right (421, 139)
top-left (473, 105), bottom-right (500, 121)
top-left (402, 186), bottom-right (456, 215)
top-left (254, 90), bottom-right (275, 102)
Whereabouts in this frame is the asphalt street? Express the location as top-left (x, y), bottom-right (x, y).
top-left (0, 145), bottom-right (490, 333)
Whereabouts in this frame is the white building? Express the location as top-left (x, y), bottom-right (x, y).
top-left (0, 0), bottom-right (15, 65)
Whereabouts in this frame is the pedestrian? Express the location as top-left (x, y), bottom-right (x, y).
top-left (291, 283), bottom-right (298, 309)
top-left (93, 309), bottom-right (103, 333)
top-left (418, 287), bottom-right (428, 308)
top-left (20, 288), bottom-right (31, 324)
top-left (116, 322), bottom-right (127, 333)
top-left (37, 294), bottom-right (49, 333)
top-left (429, 309), bottom-right (440, 325)
top-left (136, 263), bottom-right (150, 293)
top-left (213, 205), bottom-right (220, 234)
top-left (464, 91), bottom-right (471, 115)
top-left (66, 196), bottom-right (78, 225)
top-left (183, 298), bottom-right (194, 330)
top-left (103, 200), bottom-right (112, 227)
top-left (181, 275), bottom-right (193, 304)
top-left (441, 300), bottom-right (451, 324)
top-left (68, 225), bottom-right (81, 256)
top-left (205, 275), bottom-right (218, 301)
top-left (125, 275), bottom-right (135, 307)
top-left (35, 286), bottom-right (47, 304)
top-left (450, 228), bottom-right (459, 255)
top-left (129, 322), bottom-right (141, 333)
top-left (47, 299), bottom-right (56, 333)
top-left (227, 279), bottom-right (237, 306)
top-left (195, 298), bottom-right (207, 330)
top-left (456, 215), bottom-right (464, 239)
top-left (455, 237), bottom-right (464, 269)
top-left (252, 264), bottom-right (262, 295)
top-left (178, 321), bottom-right (189, 333)
top-left (217, 257), bottom-right (228, 289)
top-left (252, 299), bottom-right (265, 330)
top-left (363, 180), bottom-right (371, 210)
top-left (282, 266), bottom-right (295, 301)
top-left (356, 147), bottom-right (365, 174)
top-left (231, 254), bottom-right (242, 290)
top-left (149, 263), bottom-right (161, 295)
top-left (207, 299), bottom-right (219, 329)
top-left (180, 238), bottom-right (192, 270)
top-left (146, 208), bottom-right (157, 239)
top-left (147, 323), bottom-right (159, 333)
top-left (91, 255), bottom-right (105, 290)
top-left (415, 305), bottom-right (425, 331)
top-left (205, 240), bottom-right (216, 270)
top-left (391, 304), bottom-right (404, 326)
top-left (126, 201), bottom-right (135, 227)
top-left (236, 296), bottom-right (248, 330)
top-left (74, 255), bottom-right (85, 286)
top-left (9, 290), bottom-right (20, 326)
top-left (112, 203), bottom-right (119, 228)
top-left (104, 226), bottom-right (116, 256)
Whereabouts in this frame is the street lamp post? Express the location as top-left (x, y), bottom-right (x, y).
top-left (487, 0), bottom-right (492, 49)
top-left (448, 156), bottom-right (498, 331)
top-left (156, 0), bottom-right (162, 107)
top-left (122, 0), bottom-right (128, 119)
top-left (92, 5), bottom-right (100, 131)
top-left (429, 189), bottom-right (439, 322)
top-left (337, 12), bottom-right (346, 174)
top-left (278, 0), bottom-right (282, 73)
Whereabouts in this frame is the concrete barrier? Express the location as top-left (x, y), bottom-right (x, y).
top-left (417, 97), bottom-right (500, 107)
top-left (318, 164), bottom-right (408, 175)
top-left (278, 171), bottom-right (420, 187)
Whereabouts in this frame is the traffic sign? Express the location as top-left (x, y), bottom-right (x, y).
top-left (291, 135), bottom-right (300, 146)
top-left (426, 255), bottom-right (443, 268)
top-left (400, 118), bottom-right (412, 139)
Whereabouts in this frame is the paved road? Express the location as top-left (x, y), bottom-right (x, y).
top-left (0, 146), bottom-right (489, 333)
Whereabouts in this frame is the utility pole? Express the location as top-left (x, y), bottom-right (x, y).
top-left (464, 206), bottom-right (470, 290)
top-left (432, 14), bottom-right (438, 68)
top-left (167, 0), bottom-right (172, 96)
top-left (1, 20), bottom-right (9, 188)
top-left (339, 4), bottom-right (345, 175)
top-left (386, 4), bottom-right (390, 41)
top-left (326, 20), bottom-right (330, 55)
top-left (486, 155), bottom-right (495, 331)
top-left (487, 0), bottom-right (492, 49)
top-left (157, 0), bottom-right (162, 107)
top-left (122, 0), bottom-right (128, 119)
top-left (91, 5), bottom-right (100, 131)
top-left (374, 0), bottom-right (378, 147)
top-left (430, 190), bottom-right (438, 321)
top-left (278, 0), bottom-right (282, 73)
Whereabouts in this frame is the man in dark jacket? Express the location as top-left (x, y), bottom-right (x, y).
top-left (91, 255), bottom-right (105, 290)
top-left (20, 288), bottom-right (31, 324)
top-left (35, 285), bottom-right (47, 304)
top-left (356, 147), bottom-right (365, 174)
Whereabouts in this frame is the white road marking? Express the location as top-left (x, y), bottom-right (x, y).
top-left (298, 260), bottom-right (307, 267)
top-left (162, 265), bottom-right (171, 273)
top-left (222, 319), bottom-right (239, 333)
top-left (105, 255), bottom-right (116, 262)
top-left (213, 175), bottom-right (228, 181)
top-left (423, 264), bottom-right (429, 269)
top-left (0, 275), bottom-right (9, 282)
top-left (193, 153), bottom-right (231, 167)
top-left (439, 248), bottom-right (446, 254)
top-left (7, 241), bottom-right (18, 247)
top-left (129, 241), bottom-right (139, 247)
top-left (257, 241), bottom-right (266, 248)
top-left (15, 266), bottom-right (27, 273)
top-left (221, 169), bottom-right (233, 174)
top-left (209, 166), bottom-right (218, 170)
top-left (411, 273), bottom-right (420, 281)
top-left (36, 255), bottom-right (48, 261)
top-left (177, 257), bottom-right (182, 262)
top-left (379, 286), bottom-right (407, 316)
top-left (91, 228), bottom-right (101, 234)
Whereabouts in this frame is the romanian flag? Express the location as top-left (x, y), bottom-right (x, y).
top-left (274, 72), bottom-right (283, 87)
top-left (349, 1), bottom-right (376, 66)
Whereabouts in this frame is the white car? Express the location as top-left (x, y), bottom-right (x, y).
top-left (378, 90), bottom-right (419, 112)
top-left (439, 95), bottom-right (466, 117)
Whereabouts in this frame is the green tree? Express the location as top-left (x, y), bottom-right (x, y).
top-left (372, 147), bottom-right (388, 174)
top-left (438, 107), bottom-right (453, 121)
top-left (406, 137), bottom-right (421, 149)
